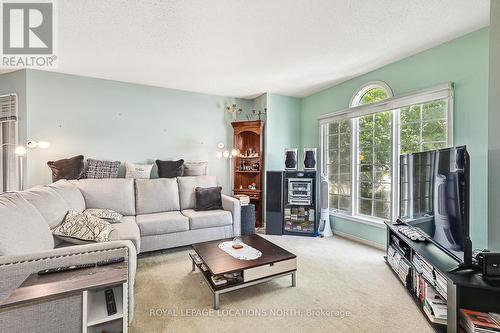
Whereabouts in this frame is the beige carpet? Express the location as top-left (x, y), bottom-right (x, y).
top-left (129, 235), bottom-right (434, 333)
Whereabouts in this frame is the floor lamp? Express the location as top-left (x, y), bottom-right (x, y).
top-left (0, 140), bottom-right (50, 191)
top-left (216, 143), bottom-right (239, 192)
top-left (14, 146), bottom-right (26, 191)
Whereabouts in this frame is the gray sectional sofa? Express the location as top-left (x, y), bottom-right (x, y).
top-left (0, 175), bottom-right (241, 324)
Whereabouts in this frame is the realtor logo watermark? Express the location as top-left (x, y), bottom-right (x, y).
top-left (1, 0), bottom-right (57, 68)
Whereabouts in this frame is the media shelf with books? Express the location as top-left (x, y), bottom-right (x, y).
top-left (387, 223), bottom-right (452, 332)
top-left (385, 223), bottom-right (450, 333)
top-left (386, 221), bottom-right (500, 333)
top-left (386, 234), bottom-right (447, 331)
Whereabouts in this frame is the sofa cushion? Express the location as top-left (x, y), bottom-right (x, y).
top-left (136, 211), bottom-right (189, 236)
top-left (48, 180), bottom-right (86, 212)
top-left (156, 159), bottom-right (184, 178)
top-left (21, 186), bottom-right (69, 229)
top-left (85, 158), bottom-right (120, 179)
top-left (47, 155), bottom-right (85, 182)
top-left (84, 208), bottom-right (123, 223)
top-left (125, 161), bottom-right (153, 179)
top-left (109, 216), bottom-right (141, 253)
top-left (194, 186), bottom-right (223, 211)
top-left (53, 211), bottom-right (112, 244)
top-left (183, 161), bottom-right (208, 176)
top-left (70, 179), bottom-right (135, 216)
top-left (0, 193), bottom-right (54, 255)
top-left (135, 178), bottom-right (180, 214)
top-left (177, 176), bottom-right (217, 210)
top-left (182, 209), bottom-right (232, 230)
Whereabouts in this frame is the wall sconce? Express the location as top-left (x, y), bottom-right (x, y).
top-left (226, 104), bottom-right (243, 121)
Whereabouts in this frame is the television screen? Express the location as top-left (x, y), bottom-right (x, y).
top-left (399, 146), bottom-right (468, 262)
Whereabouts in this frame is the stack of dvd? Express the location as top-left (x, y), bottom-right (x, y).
top-left (388, 245), bottom-right (410, 284)
top-left (435, 270), bottom-right (447, 300)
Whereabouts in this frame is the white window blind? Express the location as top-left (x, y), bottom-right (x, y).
top-left (0, 94), bottom-right (17, 122)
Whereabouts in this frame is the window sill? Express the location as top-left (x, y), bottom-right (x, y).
top-left (329, 211), bottom-right (387, 229)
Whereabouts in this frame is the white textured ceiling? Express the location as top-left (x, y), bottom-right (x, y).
top-left (23, 0), bottom-right (494, 97)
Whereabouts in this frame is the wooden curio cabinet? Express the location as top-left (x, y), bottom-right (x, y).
top-left (231, 120), bottom-right (264, 227)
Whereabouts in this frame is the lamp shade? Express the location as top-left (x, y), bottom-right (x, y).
top-left (37, 141), bottom-right (50, 149)
top-left (14, 146), bottom-right (27, 156)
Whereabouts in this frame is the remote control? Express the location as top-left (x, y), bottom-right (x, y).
top-left (38, 263), bottom-right (96, 275)
top-left (105, 289), bottom-right (117, 315)
top-left (96, 257), bottom-right (125, 266)
top-left (398, 225), bottom-right (427, 242)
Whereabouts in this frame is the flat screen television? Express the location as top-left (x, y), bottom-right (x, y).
top-left (399, 146), bottom-right (472, 267)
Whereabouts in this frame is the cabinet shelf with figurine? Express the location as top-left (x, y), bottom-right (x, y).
top-left (232, 120), bottom-right (264, 227)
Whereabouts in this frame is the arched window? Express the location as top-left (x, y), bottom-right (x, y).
top-left (350, 81), bottom-right (393, 107)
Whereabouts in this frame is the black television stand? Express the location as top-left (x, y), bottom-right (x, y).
top-left (385, 222), bottom-right (500, 333)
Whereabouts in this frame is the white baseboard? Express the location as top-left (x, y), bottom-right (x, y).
top-left (334, 230), bottom-right (386, 250)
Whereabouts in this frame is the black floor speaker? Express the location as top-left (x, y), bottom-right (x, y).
top-left (266, 171), bottom-right (284, 235)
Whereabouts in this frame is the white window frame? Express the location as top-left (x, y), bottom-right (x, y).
top-left (319, 83), bottom-right (454, 226)
top-left (350, 81), bottom-right (394, 107)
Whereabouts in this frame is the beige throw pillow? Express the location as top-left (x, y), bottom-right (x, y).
top-left (53, 211), bottom-right (112, 244)
top-left (84, 208), bottom-right (123, 223)
top-left (125, 161), bottom-right (153, 179)
top-left (183, 161), bottom-right (208, 176)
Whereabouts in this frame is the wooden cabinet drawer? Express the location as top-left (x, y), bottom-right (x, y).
top-left (243, 258), bottom-right (297, 282)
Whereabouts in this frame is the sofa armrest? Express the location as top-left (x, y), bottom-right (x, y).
top-left (222, 194), bottom-right (241, 236)
top-left (0, 240), bottom-right (136, 323)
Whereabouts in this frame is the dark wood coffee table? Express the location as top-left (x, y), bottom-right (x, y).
top-left (190, 234), bottom-right (297, 309)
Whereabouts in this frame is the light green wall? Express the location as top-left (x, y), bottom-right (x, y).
top-left (301, 28), bottom-right (490, 248)
top-left (266, 94), bottom-right (301, 170)
top-left (489, 3), bottom-right (500, 251)
top-left (21, 69), bottom-right (251, 192)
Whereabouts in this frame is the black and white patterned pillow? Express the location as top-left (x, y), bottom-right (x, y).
top-left (53, 211), bottom-right (112, 244)
top-left (84, 208), bottom-right (123, 223)
top-left (86, 159), bottom-right (120, 179)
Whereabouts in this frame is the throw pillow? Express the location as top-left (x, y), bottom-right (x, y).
top-left (194, 186), bottom-right (223, 211)
top-left (84, 208), bottom-right (123, 223)
top-left (125, 161), bottom-right (153, 179)
top-left (183, 161), bottom-right (208, 176)
top-left (156, 159), bottom-right (184, 178)
top-left (86, 158), bottom-right (120, 179)
top-left (53, 211), bottom-right (112, 244)
top-left (47, 155), bottom-right (85, 182)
